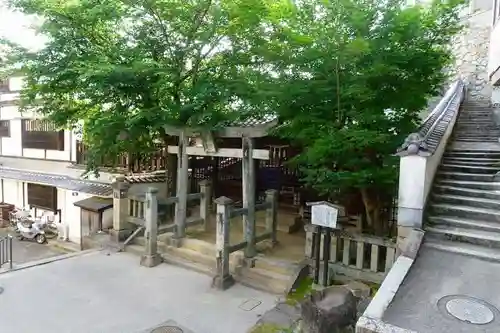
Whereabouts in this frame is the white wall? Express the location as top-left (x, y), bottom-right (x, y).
top-left (489, 22), bottom-right (500, 85)
top-left (0, 76), bottom-right (77, 162)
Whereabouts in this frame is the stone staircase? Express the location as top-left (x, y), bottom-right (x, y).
top-left (424, 102), bottom-right (500, 261)
top-left (126, 235), bottom-right (299, 295)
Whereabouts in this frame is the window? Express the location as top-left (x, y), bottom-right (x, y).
top-left (0, 121), bottom-right (10, 137)
top-left (27, 183), bottom-right (58, 211)
top-left (0, 79), bottom-right (8, 92)
top-left (21, 119), bottom-right (64, 150)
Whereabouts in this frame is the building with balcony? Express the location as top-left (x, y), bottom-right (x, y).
top-left (0, 77), bottom-right (167, 246)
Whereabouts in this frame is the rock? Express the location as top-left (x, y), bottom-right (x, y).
top-left (300, 286), bottom-right (357, 333)
top-left (343, 281), bottom-right (371, 299)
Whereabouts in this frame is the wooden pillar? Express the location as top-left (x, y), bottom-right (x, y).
top-left (140, 187), bottom-right (162, 267)
top-left (242, 136), bottom-right (256, 258)
top-left (199, 180), bottom-right (212, 231)
top-left (174, 131), bottom-right (189, 239)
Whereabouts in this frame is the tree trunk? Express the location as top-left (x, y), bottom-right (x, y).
top-left (360, 188), bottom-right (385, 236)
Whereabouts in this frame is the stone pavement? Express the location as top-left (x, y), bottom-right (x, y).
top-left (383, 246), bottom-right (500, 333)
top-left (0, 250), bottom-right (276, 333)
top-left (0, 228), bottom-right (67, 266)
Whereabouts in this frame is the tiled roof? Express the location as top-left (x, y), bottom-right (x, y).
top-left (226, 114), bottom-right (277, 127)
top-left (0, 167), bottom-right (113, 197)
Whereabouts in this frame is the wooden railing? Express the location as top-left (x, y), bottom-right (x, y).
top-left (305, 224), bottom-right (397, 283)
top-left (76, 141), bottom-right (167, 173)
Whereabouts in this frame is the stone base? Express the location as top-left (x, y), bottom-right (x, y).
top-left (169, 236), bottom-right (183, 248)
top-left (212, 274), bottom-right (235, 290)
top-left (140, 253), bottom-right (163, 268)
top-left (109, 228), bottom-right (133, 242)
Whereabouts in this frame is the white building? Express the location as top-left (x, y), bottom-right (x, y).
top-left (0, 77), bottom-right (166, 247)
top-left (490, 1), bottom-right (500, 87)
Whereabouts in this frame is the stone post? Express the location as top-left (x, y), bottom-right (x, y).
top-left (265, 189), bottom-right (278, 246)
top-left (396, 155), bottom-right (427, 254)
top-left (242, 136), bottom-right (256, 258)
top-left (213, 196), bottom-right (235, 290)
top-left (140, 187), bottom-right (163, 267)
top-left (199, 180), bottom-right (212, 231)
top-left (110, 176), bottom-right (131, 242)
top-left (174, 130), bottom-right (189, 240)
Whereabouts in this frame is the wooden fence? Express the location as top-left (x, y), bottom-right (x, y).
top-left (76, 141), bottom-right (167, 173)
top-left (305, 224), bottom-right (397, 283)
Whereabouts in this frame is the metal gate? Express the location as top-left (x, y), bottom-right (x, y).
top-left (0, 235), bottom-right (12, 269)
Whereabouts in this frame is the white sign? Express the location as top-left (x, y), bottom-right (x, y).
top-left (311, 204), bottom-right (338, 229)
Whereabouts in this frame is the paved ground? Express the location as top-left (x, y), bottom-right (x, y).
top-left (0, 228), bottom-right (67, 266)
top-left (383, 247), bottom-right (500, 333)
top-left (0, 250), bottom-right (276, 333)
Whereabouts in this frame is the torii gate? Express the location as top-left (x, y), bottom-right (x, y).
top-left (164, 117), bottom-right (278, 258)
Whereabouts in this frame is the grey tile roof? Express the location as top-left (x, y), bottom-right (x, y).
top-left (226, 114), bottom-right (277, 127)
top-left (0, 167), bottom-right (113, 197)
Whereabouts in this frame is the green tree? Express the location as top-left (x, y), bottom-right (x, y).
top-left (1, 0), bottom-right (281, 173)
top-left (268, 0), bottom-right (466, 235)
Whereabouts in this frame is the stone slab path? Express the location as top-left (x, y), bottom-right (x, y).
top-left (383, 246), bottom-right (500, 333)
top-left (0, 251), bottom-right (276, 333)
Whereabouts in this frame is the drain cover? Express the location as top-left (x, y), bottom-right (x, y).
top-left (438, 295), bottom-right (498, 325)
top-left (150, 326), bottom-right (183, 333)
top-left (446, 298), bottom-right (494, 324)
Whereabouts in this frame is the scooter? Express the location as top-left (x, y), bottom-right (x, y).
top-left (15, 220), bottom-right (47, 244)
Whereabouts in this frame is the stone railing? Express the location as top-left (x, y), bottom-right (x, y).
top-left (304, 225), bottom-right (397, 284)
top-left (126, 180), bottom-right (212, 237)
top-left (395, 80), bottom-right (465, 251)
top-left (212, 190), bottom-right (278, 290)
top-left (110, 175), bottom-right (212, 245)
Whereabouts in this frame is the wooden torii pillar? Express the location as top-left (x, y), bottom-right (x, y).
top-left (164, 119), bottom-right (277, 258)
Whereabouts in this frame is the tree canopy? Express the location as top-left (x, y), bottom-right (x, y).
top-left (1, 0), bottom-right (467, 235)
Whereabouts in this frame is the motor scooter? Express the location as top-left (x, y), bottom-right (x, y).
top-left (15, 219), bottom-right (47, 244)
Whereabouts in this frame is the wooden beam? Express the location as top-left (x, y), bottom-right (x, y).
top-left (167, 146), bottom-right (270, 160)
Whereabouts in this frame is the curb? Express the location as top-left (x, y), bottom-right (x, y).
top-left (0, 249), bottom-right (98, 275)
top-left (355, 229), bottom-right (425, 333)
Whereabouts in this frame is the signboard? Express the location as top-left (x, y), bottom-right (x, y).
top-left (311, 203), bottom-right (338, 229)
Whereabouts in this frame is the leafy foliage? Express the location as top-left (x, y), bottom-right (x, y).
top-left (2, 0), bottom-right (282, 171)
top-left (2, 0), bottom-right (467, 235)
top-left (266, 0), bottom-right (467, 235)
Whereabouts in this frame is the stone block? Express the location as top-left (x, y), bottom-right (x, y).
top-left (300, 286), bottom-right (357, 333)
top-left (140, 254), bottom-right (163, 268)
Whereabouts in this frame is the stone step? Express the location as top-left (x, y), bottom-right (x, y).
top-left (431, 193), bottom-right (500, 210)
top-left (444, 151), bottom-right (500, 158)
top-left (436, 171), bottom-right (494, 182)
top-left (436, 179), bottom-right (500, 191)
top-left (439, 164), bottom-right (499, 174)
top-left (426, 225), bottom-right (500, 249)
top-left (429, 203), bottom-right (500, 222)
top-left (252, 256), bottom-right (299, 276)
top-left (454, 138), bottom-right (499, 142)
top-left (236, 266), bottom-right (291, 295)
top-left (423, 238), bottom-right (500, 263)
top-left (427, 215), bottom-right (500, 233)
top-left (433, 184), bottom-right (500, 200)
top-left (441, 158), bottom-right (500, 166)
